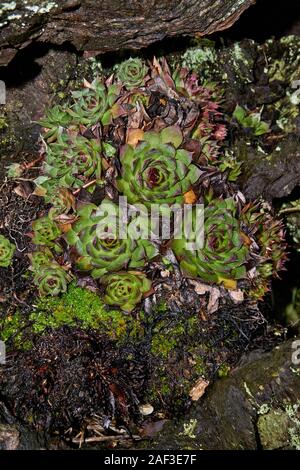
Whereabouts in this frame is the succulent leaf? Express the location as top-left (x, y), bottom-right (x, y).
top-left (37, 133), bottom-right (102, 198)
top-left (38, 105), bottom-right (72, 142)
top-left (29, 248), bottom-right (54, 270)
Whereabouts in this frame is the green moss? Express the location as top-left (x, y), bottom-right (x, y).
top-left (146, 305), bottom-right (212, 409)
top-left (151, 322), bottom-right (185, 359)
top-left (0, 117), bottom-right (8, 130)
top-left (0, 311), bottom-right (31, 349)
top-left (217, 363), bottom-right (231, 378)
top-left (30, 282), bottom-right (144, 343)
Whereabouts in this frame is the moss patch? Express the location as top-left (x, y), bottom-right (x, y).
top-left (257, 402), bottom-right (300, 450)
top-left (0, 311), bottom-right (31, 349)
top-left (30, 282), bottom-right (144, 343)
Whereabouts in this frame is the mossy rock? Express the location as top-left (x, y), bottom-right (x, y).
top-left (258, 410), bottom-right (292, 450)
top-left (144, 339), bottom-right (300, 450)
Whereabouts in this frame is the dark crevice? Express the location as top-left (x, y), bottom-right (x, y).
top-left (253, 417), bottom-right (263, 450)
top-left (222, 0), bottom-right (300, 41)
top-left (272, 186), bottom-right (300, 328)
top-left (0, 41), bottom-right (80, 88)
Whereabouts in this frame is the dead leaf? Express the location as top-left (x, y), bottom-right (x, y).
top-left (83, 78), bottom-right (92, 89)
top-left (55, 215), bottom-right (77, 233)
top-left (127, 128), bottom-right (144, 147)
top-left (14, 182), bottom-right (33, 199)
top-left (58, 223), bottom-right (72, 233)
top-left (199, 307), bottom-right (208, 322)
top-left (240, 231), bottom-right (252, 246)
top-left (184, 189), bottom-right (197, 204)
top-left (229, 289), bottom-right (244, 303)
top-left (189, 279), bottom-right (211, 295)
top-left (189, 378), bottom-right (209, 401)
top-left (33, 185), bottom-right (47, 197)
top-left (102, 158), bottom-right (111, 171)
top-left (207, 287), bottom-right (220, 314)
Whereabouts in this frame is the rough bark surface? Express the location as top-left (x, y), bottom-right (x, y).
top-left (0, 0), bottom-right (255, 66)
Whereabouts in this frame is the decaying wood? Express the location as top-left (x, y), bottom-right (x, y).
top-left (0, 0), bottom-right (255, 66)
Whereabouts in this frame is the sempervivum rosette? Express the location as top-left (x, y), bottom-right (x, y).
top-left (32, 216), bottom-right (61, 248)
top-left (67, 78), bottom-right (119, 126)
top-left (116, 58), bottom-right (148, 89)
top-left (34, 263), bottom-right (70, 296)
top-left (172, 198), bottom-right (249, 285)
top-left (37, 134), bottom-right (101, 196)
top-left (117, 126), bottom-right (201, 207)
top-left (101, 271), bottom-right (151, 312)
top-left (38, 105), bottom-right (72, 142)
top-left (65, 200), bottom-right (158, 279)
top-left (240, 202), bottom-right (288, 299)
top-left (29, 248), bottom-right (54, 270)
top-left (0, 234), bottom-right (15, 268)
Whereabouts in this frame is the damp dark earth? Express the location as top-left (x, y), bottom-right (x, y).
top-left (0, 0), bottom-right (300, 452)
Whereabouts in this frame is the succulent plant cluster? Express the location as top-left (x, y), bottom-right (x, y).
top-left (0, 234), bottom-right (15, 268)
top-left (32, 216), bottom-right (61, 251)
top-left (27, 57), bottom-right (287, 311)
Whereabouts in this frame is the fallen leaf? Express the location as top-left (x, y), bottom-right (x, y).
top-left (83, 78), bottom-right (92, 89)
top-left (199, 307), bottom-right (208, 321)
top-left (184, 189), bottom-right (197, 204)
top-left (189, 378), bottom-right (209, 401)
top-left (14, 182), bottom-right (33, 199)
top-left (229, 289), bottom-right (244, 303)
top-left (207, 287), bottom-right (221, 314)
top-left (102, 158), bottom-right (111, 171)
top-left (240, 231), bottom-right (252, 246)
top-left (55, 215), bottom-right (77, 233)
top-left (33, 185), bottom-right (47, 197)
top-left (127, 128), bottom-right (144, 147)
top-left (189, 279), bottom-right (211, 295)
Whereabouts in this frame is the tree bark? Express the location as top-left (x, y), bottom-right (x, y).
top-left (0, 0), bottom-right (255, 66)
